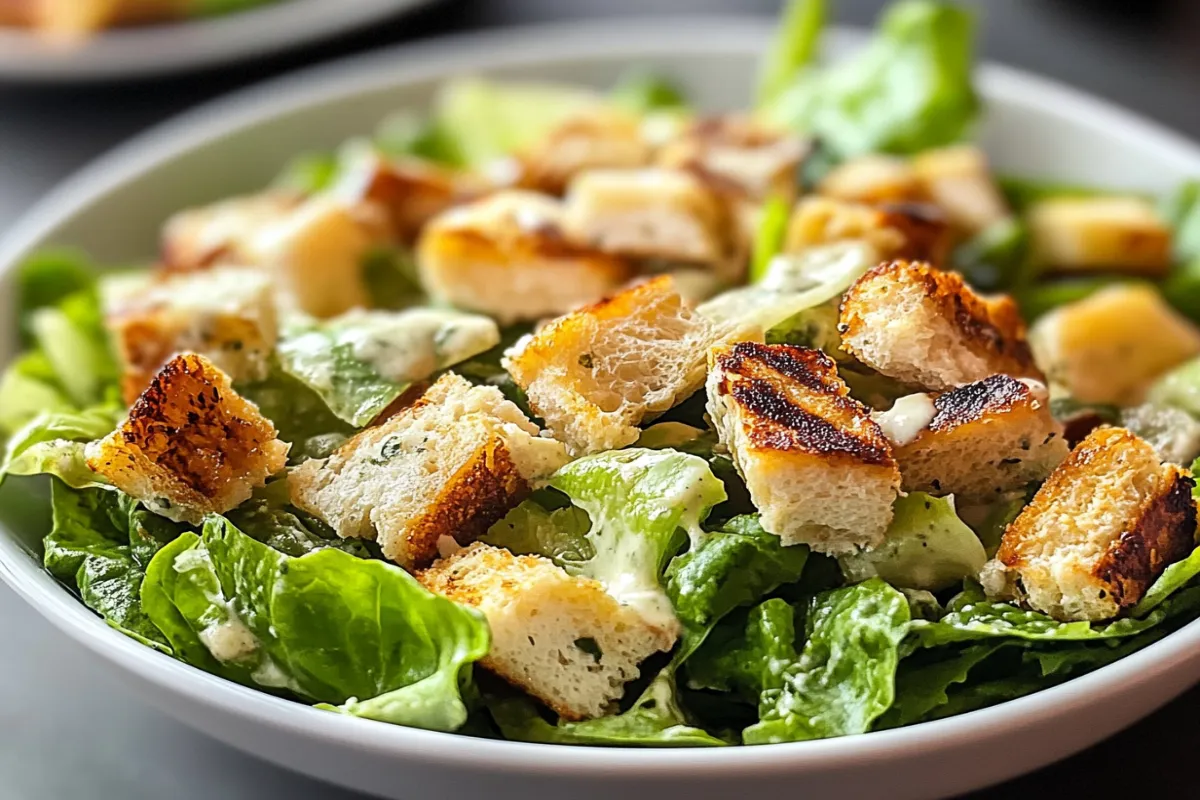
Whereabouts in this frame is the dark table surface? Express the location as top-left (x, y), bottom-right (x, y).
top-left (2, 1), bottom-right (1199, 797)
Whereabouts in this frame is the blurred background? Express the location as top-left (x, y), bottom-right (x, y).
top-left (2, 1), bottom-right (1200, 798)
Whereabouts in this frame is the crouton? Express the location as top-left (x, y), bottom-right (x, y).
top-left (104, 266), bottom-right (277, 405)
top-left (248, 195), bottom-right (391, 319)
top-left (416, 190), bottom-right (634, 325)
top-left (86, 353), bottom-right (289, 524)
top-left (512, 108), bottom-right (651, 196)
top-left (986, 427), bottom-right (1197, 621)
top-left (706, 341), bottom-right (901, 554)
top-left (562, 168), bottom-right (733, 273)
top-left (504, 276), bottom-right (736, 455)
top-left (330, 148), bottom-right (487, 243)
top-left (655, 114), bottom-right (809, 203)
top-left (288, 374), bottom-right (568, 569)
top-left (818, 155), bottom-right (927, 206)
top-left (1027, 196), bottom-right (1172, 275)
top-left (417, 542), bottom-right (676, 720)
top-left (1030, 284), bottom-right (1200, 406)
top-left (839, 260), bottom-right (1043, 391)
top-left (161, 192), bottom-right (299, 272)
top-left (784, 196), bottom-right (953, 267)
top-left (911, 145), bottom-right (1009, 236)
top-left (877, 376), bottom-right (1069, 502)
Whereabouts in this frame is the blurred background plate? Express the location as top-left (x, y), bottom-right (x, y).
top-left (0, 0), bottom-right (438, 82)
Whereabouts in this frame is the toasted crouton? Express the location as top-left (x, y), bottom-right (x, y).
top-left (1030, 284), bottom-right (1200, 406)
top-left (248, 195), bottom-right (391, 319)
top-left (104, 266), bottom-right (277, 405)
top-left (330, 148), bottom-right (487, 243)
top-left (86, 354), bottom-right (289, 524)
top-left (1027, 196), bottom-right (1172, 275)
top-left (985, 427), bottom-right (1197, 621)
top-left (911, 145), bottom-right (1009, 235)
top-left (785, 196), bottom-right (953, 267)
top-left (417, 542), bottom-right (676, 720)
top-left (161, 192), bottom-right (299, 272)
top-left (877, 376), bottom-right (1069, 502)
top-left (817, 155), bottom-right (927, 206)
top-left (416, 190), bottom-right (634, 325)
top-left (655, 114), bottom-right (809, 202)
top-left (288, 374), bottom-right (568, 569)
top-left (512, 108), bottom-right (651, 196)
top-left (839, 260), bottom-right (1043, 391)
top-left (504, 276), bottom-right (737, 455)
top-left (706, 341), bottom-right (901, 554)
top-left (562, 168), bottom-right (733, 273)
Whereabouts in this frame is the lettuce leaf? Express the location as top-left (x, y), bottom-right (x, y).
top-left (224, 480), bottom-right (370, 559)
top-left (762, 0), bottom-right (978, 159)
top-left (235, 359), bottom-right (355, 463)
top-left (686, 598), bottom-right (799, 704)
top-left (742, 579), bottom-right (911, 744)
top-left (1, 405), bottom-right (121, 489)
top-left (277, 309), bottom-right (498, 427)
top-left (143, 516), bottom-right (490, 731)
top-left (610, 68), bottom-right (689, 113)
top-left (874, 643), bottom-right (1008, 729)
top-left (839, 493), bottom-right (986, 592)
top-left (756, 0), bottom-right (826, 109)
top-left (44, 482), bottom-right (187, 650)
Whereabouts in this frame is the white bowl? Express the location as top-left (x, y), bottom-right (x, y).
top-left (0, 0), bottom-right (433, 81)
top-left (3, 17), bottom-right (1200, 800)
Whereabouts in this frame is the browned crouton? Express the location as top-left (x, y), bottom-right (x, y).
top-left (839, 260), bottom-right (1042, 391)
top-left (86, 353), bottom-right (289, 524)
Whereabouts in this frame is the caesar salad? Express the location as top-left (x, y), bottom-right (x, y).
top-left (7, 0), bottom-right (1200, 747)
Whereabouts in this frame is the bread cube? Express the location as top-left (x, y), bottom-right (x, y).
top-left (785, 196), bottom-right (953, 267)
top-left (289, 374), bottom-right (569, 569)
top-left (706, 341), bottom-right (901, 554)
top-left (911, 145), bottom-right (1009, 235)
top-left (86, 353), bottom-right (289, 524)
top-left (818, 154), bottom-right (927, 206)
top-left (514, 108), bottom-right (651, 196)
top-left (160, 192), bottom-right (299, 272)
top-left (417, 542), bottom-right (676, 720)
top-left (1027, 196), bottom-right (1172, 275)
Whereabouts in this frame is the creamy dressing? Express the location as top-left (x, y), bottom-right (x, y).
top-left (173, 547), bottom-right (262, 665)
top-left (872, 393), bottom-right (937, 446)
top-left (340, 309), bottom-right (499, 382)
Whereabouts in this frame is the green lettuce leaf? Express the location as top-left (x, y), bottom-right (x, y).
top-left (144, 516), bottom-right (491, 731)
top-left (277, 308), bottom-right (498, 427)
top-left (748, 194), bottom-right (793, 285)
top-left (235, 359), bottom-right (355, 463)
top-left (839, 493), bottom-right (986, 592)
top-left (44, 482), bottom-right (187, 650)
top-left (0, 352), bottom-right (73, 435)
top-left (28, 288), bottom-right (119, 409)
top-left (225, 480), bottom-right (370, 559)
top-left (953, 216), bottom-right (1031, 293)
top-left (762, 0), bottom-right (978, 159)
top-left (635, 424), bottom-right (755, 521)
top-left (874, 643), bottom-right (1008, 729)
top-left (743, 579), bottom-right (911, 744)
top-left (756, 0), bottom-right (826, 109)
top-left (686, 598), bottom-right (798, 704)
top-left (1147, 356), bottom-right (1200, 417)
top-left (1, 406), bottom-right (121, 488)
top-left (610, 68), bottom-right (688, 113)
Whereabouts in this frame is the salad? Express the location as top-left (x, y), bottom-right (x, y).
top-left (6, 0), bottom-right (1200, 747)
top-left (0, 0), bottom-right (283, 40)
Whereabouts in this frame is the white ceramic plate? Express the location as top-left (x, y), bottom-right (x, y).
top-left (0, 0), bottom-right (434, 81)
top-left (3, 17), bottom-right (1200, 800)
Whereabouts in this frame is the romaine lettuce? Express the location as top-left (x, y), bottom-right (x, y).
top-left (743, 578), bottom-right (912, 743)
top-left (235, 359), bottom-right (355, 463)
top-left (0, 405), bottom-right (121, 489)
top-left (762, 0), bottom-right (978, 159)
top-left (839, 493), bottom-right (986, 592)
top-left (610, 68), bottom-right (689, 113)
top-left (756, 0), bottom-right (826, 109)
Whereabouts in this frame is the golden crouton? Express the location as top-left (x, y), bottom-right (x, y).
top-left (784, 196), bottom-right (953, 267)
top-left (512, 108), bottom-right (651, 196)
top-left (562, 168), bottom-right (733, 273)
top-left (417, 542), bottom-right (676, 721)
top-left (104, 266), bottom-right (277, 405)
top-left (986, 427), bottom-right (1197, 621)
top-left (879, 375), bottom-right (1069, 502)
top-left (818, 154), bottom-right (927, 206)
top-left (839, 260), bottom-right (1043, 391)
top-left (504, 275), bottom-right (736, 455)
top-left (86, 353), bottom-right (290, 524)
top-left (249, 195), bottom-right (392, 319)
top-left (1030, 283), bottom-right (1200, 406)
top-left (706, 341), bottom-right (901, 554)
top-left (330, 148), bottom-right (487, 243)
top-left (288, 374), bottom-right (569, 569)
top-left (911, 145), bottom-right (1010, 236)
top-left (656, 114), bottom-right (809, 203)
top-left (416, 190), bottom-right (634, 325)
top-left (160, 192), bottom-right (300, 272)
top-left (1027, 196), bottom-right (1172, 276)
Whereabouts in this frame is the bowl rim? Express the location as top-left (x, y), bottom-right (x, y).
top-left (0, 0), bottom-right (434, 81)
top-left (3, 14), bottom-right (1200, 777)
